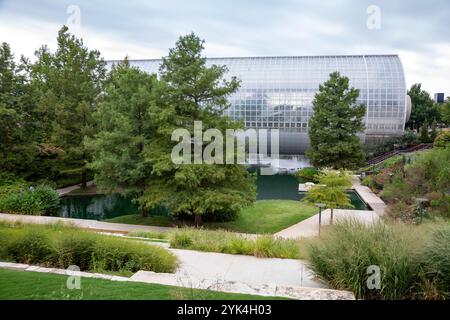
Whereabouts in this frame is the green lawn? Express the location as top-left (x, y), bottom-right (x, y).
top-left (105, 214), bottom-right (176, 227)
top-left (105, 200), bottom-right (317, 234)
top-left (0, 269), bottom-right (280, 300)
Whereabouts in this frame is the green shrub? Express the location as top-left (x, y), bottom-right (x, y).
top-left (306, 220), bottom-right (422, 299)
top-left (0, 183), bottom-right (60, 215)
top-left (0, 222), bottom-right (178, 274)
top-left (169, 228), bottom-right (300, 259)
top-left (91, 236), bottom-right (177, 274)
top-left (296, 167), bottom-right (319, 182)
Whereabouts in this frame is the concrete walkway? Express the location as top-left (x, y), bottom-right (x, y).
top-left (165, 248), bottom-right (324, 288)
top-left (351, 175), bottom-right (386, 215)
top-left (275, 176), bottom-right (385, 239)
top-left (275, 209), bottom-right (380, 239)
top-left (0, 212), bottom-right (172, 234)
top-left (131, 247), bottom-right (331, 298)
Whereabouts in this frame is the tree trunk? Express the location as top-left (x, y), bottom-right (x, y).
top-left (330, 208), bottom-right (334, 225)
top-left (140, 207), bottom-right (148, 218)
top-left (194, 214), bottom-right (203, 227)
top-left (81, 169), bottom-right (87, 189)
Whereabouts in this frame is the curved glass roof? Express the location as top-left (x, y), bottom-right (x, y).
top-left (106, 55), bottom-right (407, 153)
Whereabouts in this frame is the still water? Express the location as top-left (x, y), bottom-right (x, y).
top-left (58, 174), bottom-right (370, 221)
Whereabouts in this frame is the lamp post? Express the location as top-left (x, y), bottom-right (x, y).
top-left (415, 197), bottom-right (428, 224)
top-left (315, 203), bottom-right (326, 236)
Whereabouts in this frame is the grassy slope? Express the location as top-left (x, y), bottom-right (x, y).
top-left (0, 269), bottom-right (282, 300)
top-left (210, 200), bottom-right (316, 234)
top-left (105, 200), bottom-right (317, 234)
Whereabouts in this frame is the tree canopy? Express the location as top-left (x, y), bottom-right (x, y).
top-left (307, 71), bottom-right (366, 169)
top-left (32, 26), bottom-right (106, 187)
top-left (406, 83), bottom-right (440, 131)
top-left (141, 33), bottom-right (256, 224)
top-left (86, 58), bottom-right (155, 207)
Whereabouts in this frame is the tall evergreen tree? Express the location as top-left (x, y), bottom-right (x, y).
top-left (307, 72), bottom-right (366, 169)
top-left (142, 33), bottom-right (256, 225)
top-left (0, 42), bottom-right (42, 179)
top-left (32, 26), bottom-right (106, 187)
top-left (0, 42), bottom-right (21, 171)
top-left (86, 59), bottom-right (155, 215)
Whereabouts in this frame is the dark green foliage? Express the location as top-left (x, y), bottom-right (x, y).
top-left (87, 58), bottom-right (155, 207)
top-left (0, 43), bottom-right (48, 180)
top-left (143, 33), bottom-right (256, 224)
top-left (407, 84), bottom-right (440, 131)
top-left (31, 26), bottom-right (106, 188)
top-left (0, 223), bottom-right (178, 274)
top-left (0, 183), bottom-right (60, 215)
top-left (307, 72), bottom-right (366, 169)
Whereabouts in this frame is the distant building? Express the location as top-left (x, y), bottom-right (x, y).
top-left (107, 55), bottom-right (410, 154)
top-left (435, 93), bottom-right (445, 104)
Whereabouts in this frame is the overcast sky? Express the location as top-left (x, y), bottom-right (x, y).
top-left (1, 0), bottom-right (449, 95)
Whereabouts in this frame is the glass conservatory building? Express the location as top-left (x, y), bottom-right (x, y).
top-left (107, 55), bottom-right (410, 154)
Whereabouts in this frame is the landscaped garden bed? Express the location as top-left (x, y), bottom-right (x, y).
top-left (129, 228), bottom-right (303, 259)
top-left (0, 222), bottom-right (178, 275)
top-left (304, 220), bottom-right (450, 300)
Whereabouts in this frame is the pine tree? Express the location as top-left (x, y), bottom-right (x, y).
top-left (307, 72), bottom-right (366, 169)
top-left (142, 33), bottom-right (256, 225)
top-left (0, 42), bottom-right (41, 178)
top-left (86, 58), bottom-right (155, 215)
top-left (32, 26), bottom-right (106, 188)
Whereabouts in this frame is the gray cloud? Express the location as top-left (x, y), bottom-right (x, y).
top-left (1, 0), bottom-right (449, 93)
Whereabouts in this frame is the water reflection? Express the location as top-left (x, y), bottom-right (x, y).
top-left (58, 194), bottom-right (139, 220)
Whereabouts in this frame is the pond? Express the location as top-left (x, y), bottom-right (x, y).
top-left (58, 194), bottom-right (139, 220)
top-left (257, 174), bottom-right (370, 210)
top-left (58, 174), bottom-right (370, 221)
top-left (58, 194), bottom-right (170, 220)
